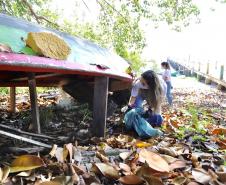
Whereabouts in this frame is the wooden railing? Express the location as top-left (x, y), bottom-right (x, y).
top-left (169, 60), bottom-right (226, 90)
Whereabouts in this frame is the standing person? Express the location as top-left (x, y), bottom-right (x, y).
top-left (124, 70), bottom-right (166, 138)
top-left (161, 62), bottom-right (173, 105)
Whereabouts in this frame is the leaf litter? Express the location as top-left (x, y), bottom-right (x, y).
top-left (0, 88), bottom-right (225, 184)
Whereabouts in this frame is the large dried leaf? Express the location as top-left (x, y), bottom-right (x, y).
top-left (161, 155), bottom-right (177, 164)
top-left (136, 166), bottom-right (168, 178)
top-left (139, 149), bottom-right (169, 172)
top-left (169, 160), bottom-right (187, 171)
top-left (119, 175), bottom-right (143, 185)
top-left (192, 168), bottom-right (211, 185)
top-left (10, 155), bottom-right (44, 173)
top-left (92, 163), bottom-right (119, 180)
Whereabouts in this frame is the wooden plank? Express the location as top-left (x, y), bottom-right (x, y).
top-left (195, 71), bottom-right (226, 87)
top-left (12, 73), bottom-right (62, 81)
top-left (0, 81), bottom-right (59, 87)
top-left (220, 65), bottom-right (224, 80)
top-left (206, 62), bottom-right (210, 75)
top-left (9, 87), bottom-right (16, 113)
top-left (92, 76), bottom-right (109, 137)
top-left (28, 73), bottom-right (41, 133)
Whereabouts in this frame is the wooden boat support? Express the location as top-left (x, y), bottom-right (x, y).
top-left (0, 14), bottom-right (133, 137)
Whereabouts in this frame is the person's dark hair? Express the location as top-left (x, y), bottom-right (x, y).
top-left (141, 70), bottom-right (163, 113)
top-left (161, 62), bottom-right (170, 69)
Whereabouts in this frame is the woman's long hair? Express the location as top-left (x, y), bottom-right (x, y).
top-left (140, 70), bottom-right (163, 113)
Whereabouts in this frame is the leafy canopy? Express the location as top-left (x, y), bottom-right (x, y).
top-left (0, 0), bottom-right (202, 71)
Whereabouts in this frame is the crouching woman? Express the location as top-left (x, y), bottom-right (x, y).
top-left (124, 70), bottom-right (166, 138)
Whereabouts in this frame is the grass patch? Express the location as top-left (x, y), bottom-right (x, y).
top-left (0, 87), bottom-right (56, 95)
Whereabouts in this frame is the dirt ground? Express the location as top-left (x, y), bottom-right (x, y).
top-left (0, 76), bottom-right (225, 185)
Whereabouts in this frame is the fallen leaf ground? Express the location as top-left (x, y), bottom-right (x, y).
top-left (0, 77), bottom-right (225, 185)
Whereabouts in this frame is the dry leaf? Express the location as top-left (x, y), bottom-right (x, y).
top-left (169, 160), bottom-right (187, 171)
top-left (120, 152), bottom-right (133, 161)
top-left (161, 155), bottom-right (177, 164)
top-left (71, 164), bottom-right (86, 175)
top-left (0, 43), bottom-right (12, 53)
top-left (136, 166), bottom-right (168, 178)
top-left (65, 143), bottom-right (73, 162)
top-left (135, 141), bottom-right (151, 148)
top-left (139, 149), bottom-right (169, 172)
top-left (92, 163), bottom-right (119, 180)
top-left (16, 170), bottom-right (32, 177)
top-left (216, 171), bottom-right (226, 183)
top-left (119, 175), bottom-right (144, 185)
top-left (82, 173), bottom-right (101, 185)
top-left (49, 144), bottom-right (58, 158)
top-left (158, 147), bottom-right (177, 157)
top-left (40, 176), bottom-right (74, 185)
top-left (187, 182), bottom-right (199, 185)
top-left (96, 151), bottom-right (109, 163)
top-left (53, 176), bottom-right (74, 185)
top-left (192, 168), bottom-right (211, 185)
top-left (172, 176), bottom-right (187, 185)
top-left (119, 163), bottom-right (132, 175)
top-left (39, 181), bottom-right (61, 185)
top-left (0, 166), bottom-right (10, 183)
top-left (10, 155), bottom-right (44, 173)
top-left (143, 175), bottom-right (163, 185)
top-left (54, 146), bottom-right (70, 163)
top-left (212, 128), bottom-right (226, 135)
top-left (70, 164), bottom-right (80, 184)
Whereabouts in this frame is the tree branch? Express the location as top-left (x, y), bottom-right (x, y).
top-left (81, 0), bottom-right (91, 13)
top-left (21, 0), bottom-right (59, 27)
top-left (96, 0), bottom-right (130, 25)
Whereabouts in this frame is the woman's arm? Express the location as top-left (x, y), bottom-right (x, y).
top-left (128, 96), bottom-right (136, 106)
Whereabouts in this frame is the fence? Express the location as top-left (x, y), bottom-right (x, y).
top-left (169, 60), bottom-right (226, 89)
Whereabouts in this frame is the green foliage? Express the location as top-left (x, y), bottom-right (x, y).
top-left (0, 87), bottom-right (54, 95)
top-left (0, 0), bottom-right (206, 72)
top-left (192, 135), bottom-right (207, 142)
top-left (175, 104), bottom-right (211, 140)
top-left (78, 103), bottom-right (92, 123)
top-left (0, 87), bottom-right (9, 95)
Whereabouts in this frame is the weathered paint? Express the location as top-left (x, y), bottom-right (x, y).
top-left (0, 53), bottom-right (132, 81)
top-left (0, 14), bottom-right (132, 81)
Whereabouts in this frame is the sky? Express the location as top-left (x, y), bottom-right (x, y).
top-left (53, 0), bottom-right (226, 64)
top-left (142, 0), bottom-right (226, 64)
